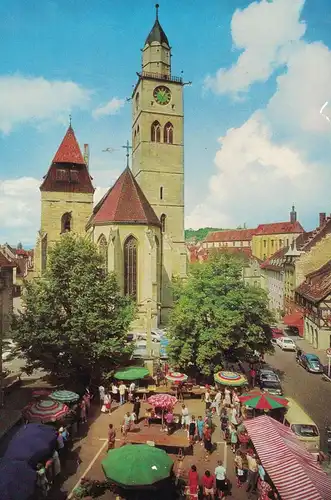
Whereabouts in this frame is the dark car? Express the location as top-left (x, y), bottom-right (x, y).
top-left (257, 369), bottom-right (283, 396)
top-left (298, 353), bottom-right (324, 373)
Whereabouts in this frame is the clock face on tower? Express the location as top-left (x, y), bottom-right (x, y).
top-left (153, 86), bottom-right (171, 105)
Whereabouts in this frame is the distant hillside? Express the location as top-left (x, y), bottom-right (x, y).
top-left (185, 227), bottom-right (225, 242)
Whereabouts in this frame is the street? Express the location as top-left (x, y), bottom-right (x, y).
top-left (265, 339), bottom-right (331, 451)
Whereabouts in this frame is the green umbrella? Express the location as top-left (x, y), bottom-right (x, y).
top-left (114, 366), bottom-right (149, 381)
top-left (49, 390), bottom-right (80, 403)
top-left (101, 444), bottom-right (173, 487)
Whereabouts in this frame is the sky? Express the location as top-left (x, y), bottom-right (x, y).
top-left (1, 0), bottom-right (331, 246)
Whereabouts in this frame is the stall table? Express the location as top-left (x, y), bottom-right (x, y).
top-left (120, 432), bottom-right (190, 457)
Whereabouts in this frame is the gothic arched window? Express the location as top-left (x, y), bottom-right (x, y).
top-left (160, 214), bottom-right (166, 233)
top-left (61, 212), bottom-right (72, 233)
top-left (124, 236), bottom-right (138, 300)
top-left (151, 121), bottom-right (161, 143)
top-left (98, 234), bottom-right (108, 272)
top-left (164, 122), bottom-right (173, 144)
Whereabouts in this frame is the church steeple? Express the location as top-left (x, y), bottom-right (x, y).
top-left (142, 4), bottom-right (171, 76)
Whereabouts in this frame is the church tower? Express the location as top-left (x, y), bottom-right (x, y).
top-left (131, 4), bottom-right (187, 323)
top-left (33, 125), bottom-right (94, 276)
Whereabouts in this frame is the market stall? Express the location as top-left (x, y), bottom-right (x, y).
top-left (245, 415), bottom-right (331, 500)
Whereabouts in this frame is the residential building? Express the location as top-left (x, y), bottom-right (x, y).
top-left (251, 206), bottom-right (304, 260)
top-left (0, 252), bottom-right (15, 337)
top-left (260, 247), bottom-right (288, 319)
top-left (203, 229), bottom-right (256, 250)
top-left (296, 261), bottom-right (331, 349)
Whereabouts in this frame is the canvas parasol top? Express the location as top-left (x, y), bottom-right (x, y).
top-left (102, 444), bottom-right (173, 487)
top-left (214, 370), bottom-right (248, 387)
top-left (165, 371), bottom-right (188, 383)
top-left (23, 399), bottom-right (69, 423)
top-left (239, 390), bottom-right (288, 410)
top-left (114, 366), bottom-right (150, 380)
top-left (49, 390), bottom-right (80, 403)
top-left (147, 394), bottom-right (177, 409)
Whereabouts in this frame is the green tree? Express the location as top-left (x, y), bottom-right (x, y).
top-left (167, 254), bottom-right (274, 376)
top-left (11, 234), bottom-right (136, 385)
top-left (184, 227), bottom-right (227, 242)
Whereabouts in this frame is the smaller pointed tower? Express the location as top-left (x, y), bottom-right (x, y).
top-left (290, 204), bottom-right (297, 224)
top-left (142, 3), bottom-right (171, 77)
top-left (34, 124), bottom-right (94, 275)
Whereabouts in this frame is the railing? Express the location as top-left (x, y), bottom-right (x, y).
top-left (138, 71), bottom-right (183, 84)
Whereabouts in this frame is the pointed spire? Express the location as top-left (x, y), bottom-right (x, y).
top-left (145, 4), bottom-right (169, 46)
top-left (52, 125), bottom-right (85, 165)
top-left (155, 3), bottom-right (159, 20)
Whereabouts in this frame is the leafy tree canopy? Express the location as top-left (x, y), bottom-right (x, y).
top-left (167, 254), bottom-right (274, 376)
top-left (184, 227), bottom-right (226, 242)
top-left (11, 234), bottom-right (136, 385)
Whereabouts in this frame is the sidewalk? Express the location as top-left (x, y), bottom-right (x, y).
top-left (278, 322), bottom-right (329, 364)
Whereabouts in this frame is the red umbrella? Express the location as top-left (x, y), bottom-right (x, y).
top-left (23, 399), bottom-right (70, 423)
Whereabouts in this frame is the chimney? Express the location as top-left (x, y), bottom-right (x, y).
top-left (290, 205), bottom-right (297, 224)
top-left (319, 212), bottom-right (326, 227)
top-left (84, 144), bottom-right (90, 170)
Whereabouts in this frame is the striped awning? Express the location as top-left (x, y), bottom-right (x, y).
top-left (244, 415), bottom-right (331, 500)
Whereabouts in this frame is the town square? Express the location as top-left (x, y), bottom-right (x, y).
top-left (1, 1), bottom-right (331, 499)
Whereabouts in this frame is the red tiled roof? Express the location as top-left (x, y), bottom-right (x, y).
top-left (255, 221), bottom-right (304, 235)
top-left (88, 167), bottom-right (161, 228)
top-left (260, 246), bottom-right (289, 270)
top-left (0, 252), bottom-right (16, 268)
top-left (301, 216), bottom-right (331, 252)
top-left (40, 126), bottom-right (94, 194)
top-left (296, 260), bottom-right (331, 303)
top-left (52, 126), bottom-right (85, 165)
top-left (187, 245), bottom-right (252, 263)
top-left (205, 229), bottom-right (256, 242)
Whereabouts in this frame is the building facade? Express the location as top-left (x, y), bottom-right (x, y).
top-left (251, 207), bottom-right (304, 261)
top-left (0, 252), bottom-right (15, 337)
top-left (203, 229), bottom-right (256, 250)
top-left (260, 247), bottom-right (288, 319)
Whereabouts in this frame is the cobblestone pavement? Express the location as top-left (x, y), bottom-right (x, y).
top-left (55, 398), bottom-right (249, 500)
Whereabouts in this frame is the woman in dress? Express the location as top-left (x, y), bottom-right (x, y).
top-left (103, 392), bottom-right (111, 414)
top-left (223, 387), bottom-right (231, 406)
top-left (203, 424), bottom-right (212, 460)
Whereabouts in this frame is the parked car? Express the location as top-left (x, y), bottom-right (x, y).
top-left (257, 368), bottom-right (281, 383)
top-left (276, 337), bottom-right (296, 351)
top-left (257, 369), bottom-right (283, 395)
top-left (298, 353), bottom-right (324, 373)
top-left (133, 332), bottom-right (161, 343)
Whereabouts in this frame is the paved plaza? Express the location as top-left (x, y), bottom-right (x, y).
top-left (57, 396), bottom-right (249, 499)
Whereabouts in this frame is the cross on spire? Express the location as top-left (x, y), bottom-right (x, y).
top-left (69, 114), bottom-right (72, 127)
top-left (155, 3), bottom-right (159, 20)
top-left (122, 140), bottom-right (132, 168)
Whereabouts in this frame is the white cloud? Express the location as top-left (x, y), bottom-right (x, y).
top-left (187, 0), bottom-right (331, 230)
top-left (205, 0), bottom-right (306, 96)
top-left (92, 97), bottom-right (125, 119)
top-left (0, 76), bottom-right (91, 133)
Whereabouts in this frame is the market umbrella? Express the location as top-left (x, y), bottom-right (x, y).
top-left (32, 389), bottom-right (52, 399)
top-left (49, 389), bottom-right (80, 403)
top-left (165, 371), bottom-right (188, 383)
top-left (214, 370), bottom-right (248, 387)
top-left (147, 394), bottom-right (177, 408)
top-left (114, 366), bottom-right (150, 380)
top-left (239, 390), bottom-right (288, 410)
top-left (4, 423), bottom-right (57, 467)
top-left (23, 399), bottom-right (70, 423)
top-left (102, 444), bottom-right (173, 487)
top-left (0, 458), bottom-right (36, 500)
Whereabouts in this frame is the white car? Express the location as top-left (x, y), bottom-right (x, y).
top-left (277, 337), bottom-right (296, 351)
top-left (132, 332), bottom-right (161, 343)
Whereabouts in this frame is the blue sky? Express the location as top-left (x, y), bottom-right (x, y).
top-left (1, 0), bottom-right (331, 245)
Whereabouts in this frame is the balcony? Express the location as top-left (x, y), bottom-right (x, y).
top-left (137, 71), bottom-right (183, 84)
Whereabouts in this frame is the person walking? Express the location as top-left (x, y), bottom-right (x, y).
top-left (111, 382), bottom-right (119, 402)
top-left (220, 408), bottom-right (229, 440)
top-left (249, 367), bottom-right (256, 388)
top-left (234, 450), bottom-right (246, 488)
top-left (230, 425), bottom-right (238, 453)
top-left (188, 464), bottom-right (199, 499)
top-left (99, 384), bottom-right (105, 407)
top-left (203, 424), bottom-right (212, 460)
top-left (224, 387), bottom-right (231, 406)
top-left (246, 453), bottom-right (258, 494)
top-left (122, 412), bottom-right (131, 436)
top-left (202, 470), bottom-right (215, 499)
top-left (214, 390), bottom-right (222, 417)
top-left (36, 463), bottom-right (50, 498)
top-left (129, 381), bottom-right (136, 402)
top-left (107, 424), bottom-right (116, 450)
top-left (119, 381), bottom-right (127, 405)
top-left (133, 397), bottom-right (141, 422)
top-left (188, 416), bottom-right (197, 445)
top-left (181, 404), bottom-right (190, 430)
top-left (214, 460), bottom-right (227, 498)
top-left (205, 387), bottom-right (211, 410)
top-left (103, 393), bottom-right (111, 414)
top-left (197, 415), bottom-right (204, 444)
